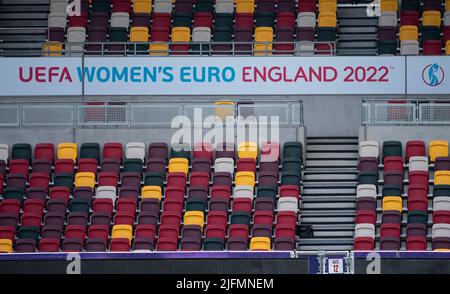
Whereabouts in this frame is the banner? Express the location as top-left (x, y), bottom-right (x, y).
top-left (406, 56), bottom-right (450, 95)
top-left (0, 56), bottom-right (407, 96)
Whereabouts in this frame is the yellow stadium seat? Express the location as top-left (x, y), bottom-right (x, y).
top-left (422, 11), bottom-right (441, 27)
top-left (130, 26), bottom-right (149, 42)
top-left (318, 13), bottom-right (337, 28)
top-left (238, 142), bottom-right (258, 160)
top-left (446, 0), bottom-right (450, 11)
top-left (184, 211), bottom-right (204, 228)
top-left (434, 248), bottom-right (450, 252)
top-left (382, 196), bottom-right (403, 212)
top-left (254, 27), bottom-right (273, 56)
top-left (171, 27), bottom-right (191, 42)
top-left (235, 171), bottom-right (255, 187)
top-left (429, 140), bottom-right (449, 162)
top-left (215, 101), bottom-right (234, 120)
top-left (434, 171), bottom-right (450, 185)
top-left (149, 43), bottom-right (169, 56)
top-left (0, 239), bottom-right (12, 253)
top-left (399, 25), bottom-right (418, 41)
top-left (112, 224), bottom-right (133, 242)
top-left (58, 142), bottom-right (77, 162)
top-left (236, 0), bottom-right (254, 13)
top-left (380, 0), bottom-right (398, 12)
top-left (133, 0), bottom-right (152, 14)
top-left (446, 41), bottom-right (450, 56)
top-left (141, 185), bottom-right (162, 200)
top-left (75, 172), bottom-right (96, 189)
top-left (319, 0), bottom-right (337, 13)
top-left (168, 158), bottom-right (189, 174)
top-left (42, 42), bottom-right (63, 56)
top-left (250, 237), bottom-right (271, 251)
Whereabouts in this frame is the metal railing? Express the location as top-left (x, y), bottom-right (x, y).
top-left (40, 41), bottom-right (336, 57)
top-left (0, 101), bottom-right (303, 128)
top-left (362, 101), bottom-right (450, 125)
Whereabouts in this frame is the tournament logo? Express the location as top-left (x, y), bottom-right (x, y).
top-left (422, 63), bottom-right (444, 86)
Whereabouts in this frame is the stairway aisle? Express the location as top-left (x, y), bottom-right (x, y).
top-left (0, 0), bottom-right (49, 57)
top-left (298, 137), bottom-right (359, 251)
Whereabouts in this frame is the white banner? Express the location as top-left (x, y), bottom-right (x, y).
top-left (0, 56), bottom-right (408, 96)
top-left (0, 57), bottom-right (82, 96)
top-left (406, 56), bottom-right (450, 95)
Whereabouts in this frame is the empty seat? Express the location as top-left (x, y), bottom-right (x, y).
top-left (75, 172), bottom-right (96, 189)
top-left (235, 171), bottom-right (255, 187)
top-left (435, 171), bottom-right (450, 185)
top-left (254, 27), bottom-right (273, 56)
top-left (57, 143), bottom-right (77, 162)
top-left (430, 141), bottom-right (449, 162)
top-left (318, 13), bottom-right (337, 28)
top-left (111, 224), bottom-right (133, 242)
top-left (358, 171), bottom-right (379, 186)
top-left (382, 141), bottom-right (402, 160)
top-left (409, 156), bottom-right (429, 172)
top-left (250, 236), bottom-right (271, 251)
top-left (423, 10), bottom-right (441, 27)
top-left (400, 25), bottom-right (418, 41)
top-left (278, 197), bottom-right (298, 213)
top-left (382, 196), bottom-right (403, 212)
top-left (355, 210), bottom-right (376, 224)
top-left (358, 157), bottom-right (378, 172)
top-left (214, 158), bottom-right (234, 174)
top-left (11, 143), bottom-right (32, 163)
top-left (406, 140), bottom-right (426, 161)
top-left (168, 158), bottom-right (189, 175)
top-left (238, 142), bottom-right (258, 160)
top-left (359, 141), bottom-right (379, 158)
top-left (184, 211), bottom-right (204, 229)
top-left (125, 142), bottom-right (145, 162)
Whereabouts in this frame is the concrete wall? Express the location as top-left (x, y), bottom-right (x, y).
top-left (359, 125), bottom-right (450, 153)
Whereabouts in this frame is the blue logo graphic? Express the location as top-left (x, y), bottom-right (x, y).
top-left (422, 63), bottom-right (445, 87)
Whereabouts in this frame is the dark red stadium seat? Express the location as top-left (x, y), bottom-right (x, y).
top-left (275, 28), bottom-right (295, 54)
top-left (23, 199), bottom-right (44, 215)
top-left (298, 0), bottom-right (316, 12)
top-left (253, 211), bottom-right (274, 226)
top-left (114, 211), bottom-right (135, 225)
top-left (274, 237), bottom-right (295, 250)
top-left (297, 27), bottom-right (315, 42)
top-left (62, 238), bottom-right (83, 252)
top-left (113, 0), bottom-right (131, 13)
top-left (191, 158), bottom-right (211, 173)
top-left (384, 156), bottom-right (404, 173)
top-left (227, 237), bottom-right (248, 250)
top-left (380, 236), bottom-right (401, 250)
top-left (381, 210), bottom-right (402, 224)
top-left (406, 236), bottom-right (427, 250)
top-left (67, 211), bottom-right (88, 226)
top-left (401, 11), bottom-right (419, 26)
top-left (21, 212), bottom-right (42, 229)
top-left (237, 158), bottom-right (256, 172)
top-left (205, 224), bottom-right (226, 240)
top-left (77, 158), bottom-right (98, 174)
top-left (252, 224), bottom-right (272, 238)
top-left (0, 226), bottom-right (16, 242)
top-left (232, 198), bottom-right (252, 214)
top-left (156, 237), bottom-right (178, 251)
top-left (234, 29), bottom-right (253, 55)
top-left (119, 186), bottom-right (139, 199)
top-left (90, 211), bottom-right (112, 225)
top-left (158, 224), bottom-right (179, 240)
top-left (160, 211), bottom-right (182, 227)
top-left (34, 143), bottom-right (55, 163)
top-left (189, 171), bottom-right (210, 188)
top-left (258, 171), bottom-right (279, 187)
top-left (44, 212), bottom-right (66, 228)
top-left (194, 12), bottom-right (213, 28)
top-left (29, 173), bottom-right (50, 191)
top-left (9, 159), bottom-right (29, 176)
top-left (423, 40), bottom-right (442, 56)
top-left (356, 197), bottom-right (376, 211)
top-left (116, 198), bottom-right (137, 213)
top-left (32, 159), bottom-right (52, 175)
top-left (435, 157), bottom-right (450, 171)
top-left (93, 198), bottom-right (113, 213)
top-left (135, 224), bottom-right (156, 241)
top-left (39, 239), bottom-right (60, 252)
top-left (137, 211), bottom-right (159, 225)
top-left (162, 198), bottom-right (184, 216)
top-left (134, 238), bottom-right (154, 251)
top-left (165, 186), bottom-right (185, 202)
top-left (378, 27), bottom-right (397, 41)
top-left (354, 237), bottom-right (374, 250)
top-left (355, 210), bottom-right (376, 224)
top-left (207, 211), bottom-right (228, 227)
top-left (276, 211), bottom-right (297, 227)
top-left (146, 158), bottom-right (166, 174)
top-left (167, 172), bottom-right (187, 190)
top-left (0, 199), bottom-right (21, 217)
top-left (433, 211), bottom-right (450, 224)
top-left (275, 223), bottom-right (296, 239)
top-left (88, 224), bottom-right (109, 241)
top-left (259, 161), bottom-right (279, 173)
top-left (215, 142), bottom-right (235, 159)
top-left (73, 187), bottom-right (94, 202)
top-left (193, 142), bottom-right (213, 161)
top-left (182, 225), bottom-right (202, 239)
top-left (358, 157), bottom-right (378, 172)
top-left (188, 186), bottom-right (208, 202)
top-left (380, 223), bottom-right (401, 237)
top-left (121, 172), bottom-right (141, 189)
top-left (208, 198), bottom-right (229, 212)
top-left (152, 13), bottom-right (171, 30)
top-left (55, 159), bottom-right (75, 174)
top-left (211, 185), bottom-right (231, 200)
top-left (49, 187), bottom-right (70, 205)
top-left (213, 172), bottom-right (232, 186)
top-left (65, 225), bottom-right (86, 242)
top-left (409, 171), bottom-right (429, 190)
top-left (103, 142), bottom-right (123, 162)
top-left (228, 224), bottom-right (249, 239)
top-left (140, 198), bottom-right (161, 214)
top-left (100, 159), bottom-right (121, 174)
top-left (406, 140), bottom-right (426, 161)
top-left (280, 185), bottom-right (300, 198)
top-left (0, 213), bottom-right (18, 227)
top-left (254, 197), bottom-right (275, 211)
top-left (15, 239), bottom-right (36, 252)
top-left (110, 238), bottom-right (131, 252)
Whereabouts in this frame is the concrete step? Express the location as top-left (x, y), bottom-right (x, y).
top-left (302, 181), bottom-right (358, 187)
top-left (301, 195), bottom-right (356, 203)
top-left (302, 187), bottom-right (356, 195)
top-left (302, 202), bottom-right (356, 210)
top-left (305, 159), bottom-right (358, 168)
top-left (306, 152), bottom-right (358, 159)
top-left (307, 137), bottom-right (358, 144)
top-left (303, 173), bottom-right (357, 181)
top-left (307, 144), bottom-right (359, 152)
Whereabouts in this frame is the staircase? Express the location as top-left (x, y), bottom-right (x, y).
top-left (298, 137), bottom-right (358, 251)
top-left (337, 4), bottom-right (378, 56)
top-left (0, 0), bottom-right (49, 57)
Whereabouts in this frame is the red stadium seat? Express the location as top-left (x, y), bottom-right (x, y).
top-left (77, 158), bottom-right (98, 174)
top-left (55, 159), bottom-right (75, 174)
top-left (189, 171), bottom-right (210, 188)
top-left (34, 143), bottom-right (55, 163)
top-left (103, 142), bottom-right (123, 162)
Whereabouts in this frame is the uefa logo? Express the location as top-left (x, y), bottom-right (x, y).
top-left (422, 63), bottom-right (445, 87)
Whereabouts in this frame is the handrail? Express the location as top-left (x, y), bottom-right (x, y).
top-left (40, 40), bottom-right (337, 57)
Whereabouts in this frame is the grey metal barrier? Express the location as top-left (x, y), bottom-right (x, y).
top-left (0, 101), bottom-right (304, 128)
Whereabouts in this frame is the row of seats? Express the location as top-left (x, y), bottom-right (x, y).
top-left (0, 140), bottom-right (302, 252)
top-left (378, 0), bottom-right (450, 55)
top-left (43, 0), bottom-right (337, 56)
top-left (354, 139), bottom-right (450, 251)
